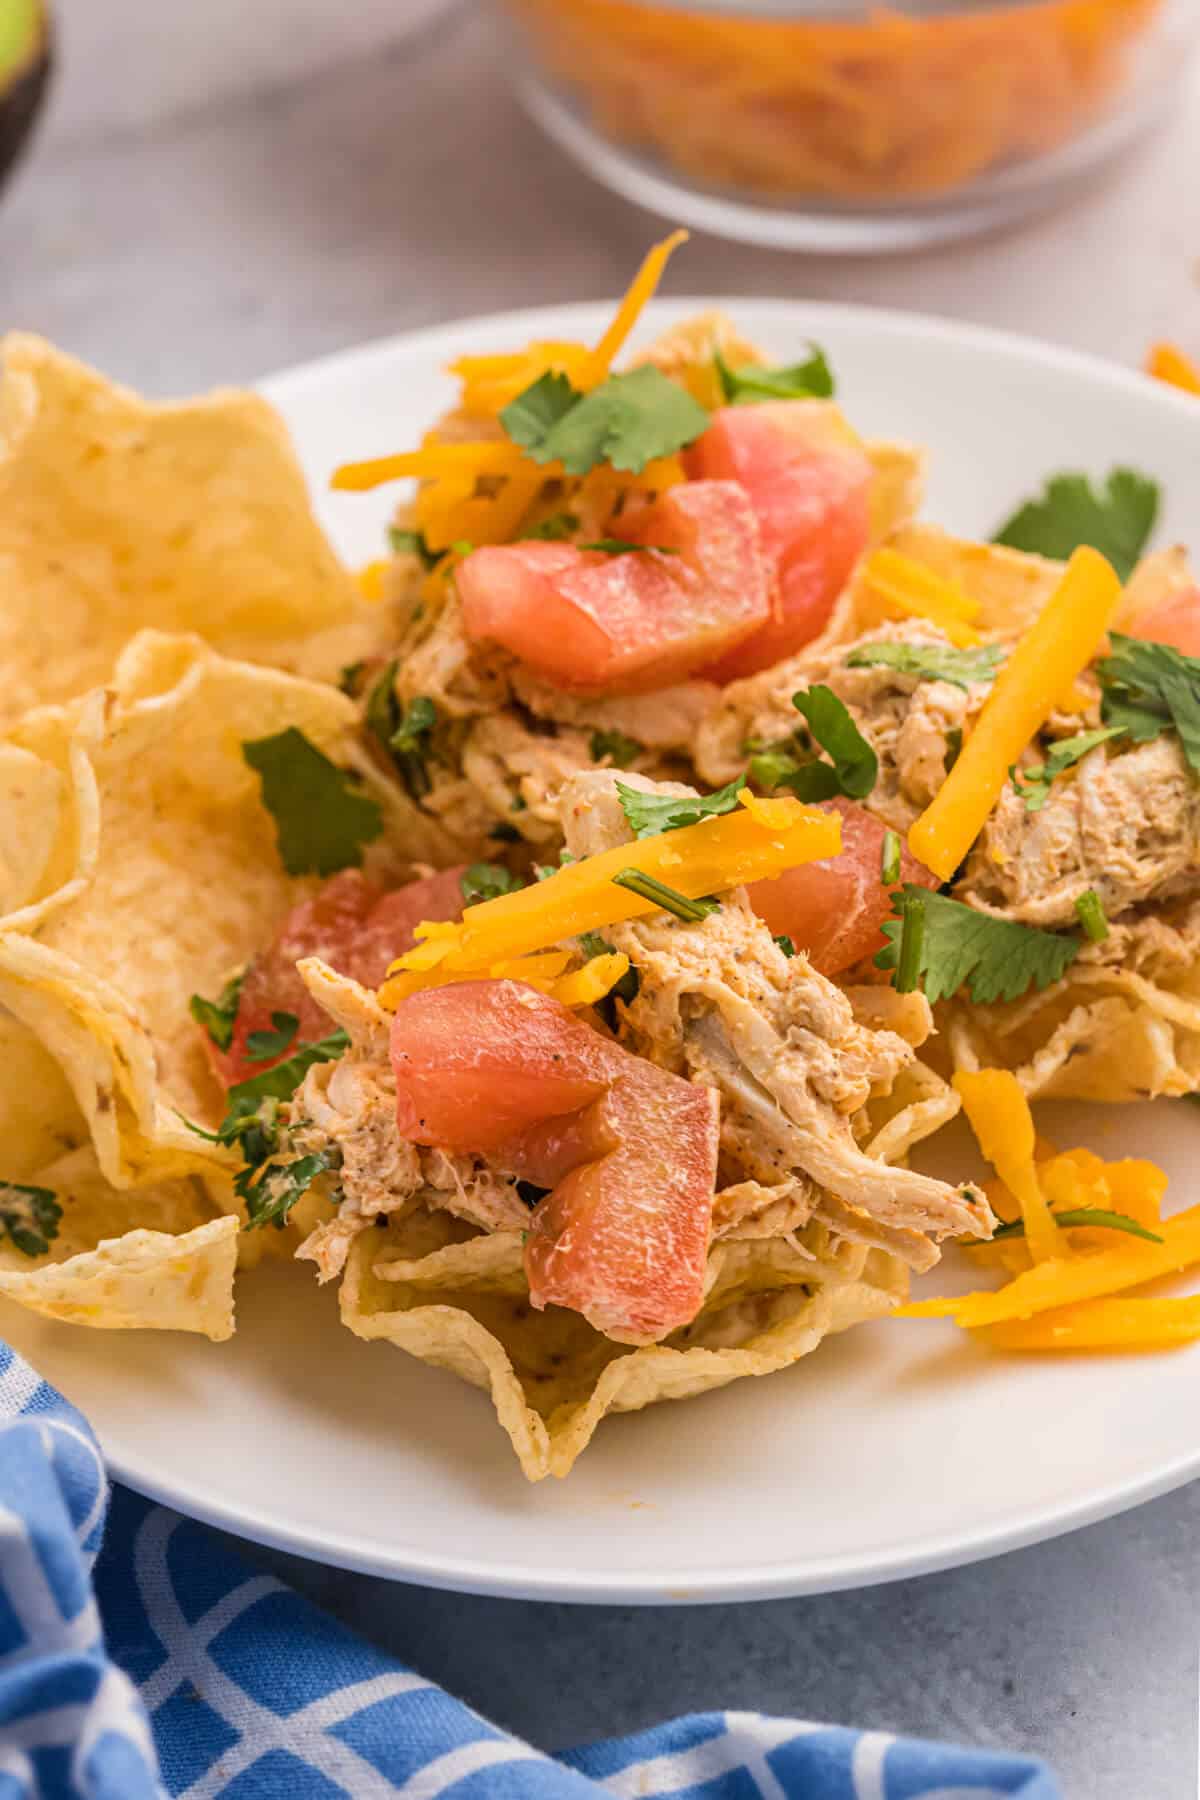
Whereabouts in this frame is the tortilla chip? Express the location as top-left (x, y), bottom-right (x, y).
top-left (0, 1214), bottom-right (237, 1338)
top-left (341, 1208), bottom-right (902, 1480)
top-left (0, 333), bottom-right (391, 729)
top-left (0, 632), bottom-right (394, 1194)
top-left (944, 897), bottom-right (1200, 1102)
top-left (817, 522), bottom-right (1065, 652)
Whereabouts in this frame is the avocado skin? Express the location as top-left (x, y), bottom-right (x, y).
top-left (0, 21), bottom-right (53, 197)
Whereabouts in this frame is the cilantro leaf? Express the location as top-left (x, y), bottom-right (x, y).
top-left (388, 526), bottom-right (439, 570)
top-left (502, 365), bottom-right (709, 477)
top-left (580, 539), bottom-right (678, 556)
top-left (1098, 633), bottom-right (1200, 770)
top-left (1010, 726), bottom-right (1125, 812)
top-left (364, 662), bottom-right (437, 799)
top-left (616, 774), bottom-right (747, 840)
top-left (589, 728), bottom-right (642, 767)
top-left (244, 1011), bottom-right (300, 1064)
top-left (523, 511), bottom-right (580, 542)
top-left (500, 370), bottom-right (579, 452)
top-left (461, 863), bottom-right (525, 905)
top-left (774, 934), bottom-right (797, 957)
top-left (791, 685), bottom-right (878, 799)
top-left (0, 1181), bottom-right (61, 1259)
top-left (845, 641), bottom-right (1004, 691)
top-left (714, 344), bottom-right (834, 404)
top-left (338, 661), bottom-right (365, 697)
top-left (226, 1031), bottom-right (350, 1112)
top-left (240, 1151), bottom-right (335, 1232)
top-left (876, 887), bottom-right (1081, 1004)
top-left (747, 743), bottom-right (815, 794)
top-left (243, 730), bottom-right (382, 877)
top-left (189, 971), bottom-right (245, 1054)
top-left (992, 468), bottom-right (1159, 582)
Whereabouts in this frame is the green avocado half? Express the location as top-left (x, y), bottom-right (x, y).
top-left (0, 0), bottom-right (51, 196)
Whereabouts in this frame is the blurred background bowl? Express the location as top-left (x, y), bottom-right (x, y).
top-left (492, 0), bottom-right (1198, 249)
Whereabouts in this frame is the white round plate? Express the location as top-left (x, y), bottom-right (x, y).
top-left (5, 302), bottom-right (1199, 1603)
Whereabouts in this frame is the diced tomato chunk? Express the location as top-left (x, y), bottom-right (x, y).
top-left (214, 866), bottom-right (465, 1086)
top-left (746, 797), bottom-right (938, 977)
top-left (685, 402), bottom-right (872, 679)
top-left (390, 980), bottom-right (719, 1343)
top-left (1128, 585), bottom-right (1200, 657)
top-left (456, 480), bottom-right (771, 695)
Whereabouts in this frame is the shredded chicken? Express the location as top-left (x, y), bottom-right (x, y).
top-left (557, 769), bottom-right (991, 1266)
top-left (459, 712), bottom-right (595, 845)
top-left (694, 620), bottom-right (985, 831)
top-left (291, 962), bottom-right (530, 1279)
top-left (960, 735), bottom-right (1200, 928)
top-left (511, 667), bottom-right (719, 756)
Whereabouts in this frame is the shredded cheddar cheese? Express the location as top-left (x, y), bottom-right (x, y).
top-left (976, 1296), bottom-right (1200, 1351)
top-left (862, 548), bottom-right (982, 647)
top-left (331, 234), bottom-right (691, 552)
top-left (1146, 342), bottom-right (1200, 396)
top-left (380, 792), bottom-right (840, 1005)
top-left (954, 1070), bottom-right (1059, 1262)
top-left (505, 0), bottom-right (1161, 201)
top-left (908, 546), bottom-right (1123, 881)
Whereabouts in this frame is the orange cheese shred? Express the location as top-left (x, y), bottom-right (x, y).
top-left (1146, 342), bottom-right (1200, 396)
top-left (974, 1295), bottom-right (1200, 1351)
top-left (953, 1070), bottom-right (1059, 1262)
top-left (861, 548), bottom-right (982, 647)
top-left (908, 546), bottom-right (1123, 881)
top-left (588, 229), bottom-right (689, 378)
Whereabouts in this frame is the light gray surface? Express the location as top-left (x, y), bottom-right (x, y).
top-left (2, 5), bottom-right (1197, 1795)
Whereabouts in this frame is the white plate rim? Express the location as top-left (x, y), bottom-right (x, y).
top-left (64, 300), bottom-right (1200, 1601)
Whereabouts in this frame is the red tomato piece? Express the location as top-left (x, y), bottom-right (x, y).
top-left (390, 980), bottom-right (720, 1342)
top-left (214, 866), bottom-right (465, 1087)
top-left (685, 402), bottom-right (872, 679)
top-left (746, 797), bottom-right (938, 978)
top-left (456, 480), bottom-right (771, 694)
top-left (1128, 585), bottom-right (1200, 657)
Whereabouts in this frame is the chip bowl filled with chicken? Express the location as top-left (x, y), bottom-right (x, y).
top-left (1, 234), bottom-right (1198, 1496)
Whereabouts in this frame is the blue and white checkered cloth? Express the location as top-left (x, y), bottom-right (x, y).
top-left (0, 1339), bottom-right (1062, 1799)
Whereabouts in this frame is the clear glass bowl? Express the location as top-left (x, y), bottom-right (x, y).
top-left (492, 0), bottom-right (1197, 250)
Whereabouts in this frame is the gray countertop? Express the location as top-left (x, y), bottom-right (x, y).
top-left (3, 4), bottom-right (1198, 1794)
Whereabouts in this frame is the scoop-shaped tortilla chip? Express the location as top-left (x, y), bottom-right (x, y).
top-left (0, 333), bottom-right (391, 728)
top-left (0, 1216), bottom-right (237, 1338)
top-left (944, 896), bottom-right (1200, 1102)
top-left (0, 631), bottom-right (392, 1187)
top-left (341, 1206), bottom-right (903, 1480)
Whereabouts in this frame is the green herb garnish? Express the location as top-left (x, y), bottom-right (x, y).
top-left (845, 641), bottom-right (1004, 691)
top-left (992, 468), bottom-right (1159, 583)
top-left (1009, 727), bottom-right (1125, 812)
top-left (1097, 634), bottom-right (1200, 770)
top-left (461, 863), bottom-right (525, 905)
top-left (987, 1208), bottom-right (1162, 1245)
top-left (501, 365), bottom-right (710, 477)
top-left (388, 525), bottom-right (439, 569)
top-left (580, 538), bottom-right (678, 556)
top-left (243, 1011), bottom-right (300, 1064)
top-left (338, 662), bottom-right (365, 697)
top-left (774, 934), bottom-right (797, 958)
top-left (1074, 890), bottom-right (1110, 943)
top-left (616, 775), bottom-right (747, 840)
top-left (243, 730), bottom-right (382, 877)
top-left (714, 344), bottom-right (834, 404)
top-left (790, 685), bottom-right (878, 800)
top-left (523, 511), bottom-right (580, 542)
top-left (881, 829), bottom-right (902, 887)
top-left (241, 1151), bottom-right (336, 1233)
top-left (189, 971), bottom-right (245, 1054)
top-left (589, 728), bottom-right (642, 767)
top-left (0, 1182), bottom-right (62, 1259)
top-left (612, 870), bottom-right (719, 923)
top-left (877, 887), bottom-right (1081, 1004)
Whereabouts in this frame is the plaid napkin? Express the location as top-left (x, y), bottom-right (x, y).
top-left (0, 1339), bottom-right (1062, 1799)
